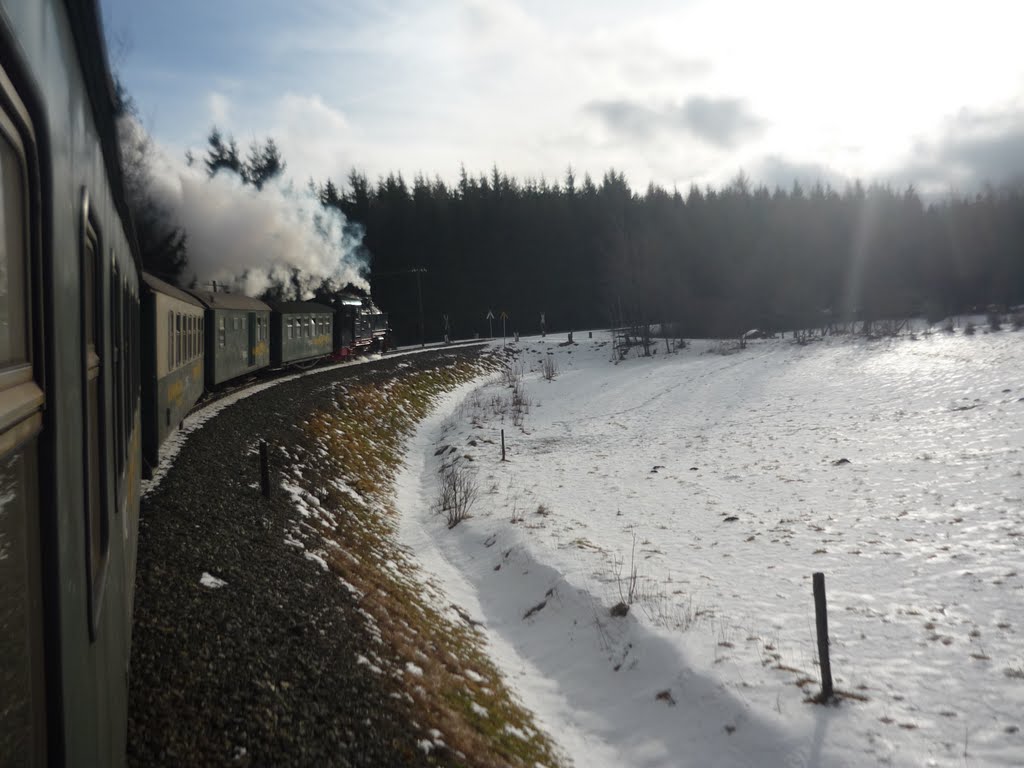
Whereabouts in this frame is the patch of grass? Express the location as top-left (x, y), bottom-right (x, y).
top-left (288, 353), bottom-right (564, 767)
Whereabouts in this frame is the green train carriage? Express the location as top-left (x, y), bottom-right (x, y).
top-left (0, 0), bottom-right (143, 764)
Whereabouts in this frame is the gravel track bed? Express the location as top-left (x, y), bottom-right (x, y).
top-left (127, 348), bottom-right (484, 766)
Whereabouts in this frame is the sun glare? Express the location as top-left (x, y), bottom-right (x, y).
top-left (671, 0), bottom-right (1024, 179)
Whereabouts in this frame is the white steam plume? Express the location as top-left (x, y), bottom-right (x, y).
top-left (135, 118), bottom-right (369, 298)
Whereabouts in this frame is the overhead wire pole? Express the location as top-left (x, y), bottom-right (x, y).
top-left (373, 266), bottom-right (428, 348)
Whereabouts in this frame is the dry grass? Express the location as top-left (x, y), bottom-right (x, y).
top-left (287, 355), bottom-right (563, 767)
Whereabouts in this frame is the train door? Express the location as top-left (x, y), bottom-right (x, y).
top-left (0, 63), bottom-right (48, 765)
top-left (247, 312), bottom-right (256, 366)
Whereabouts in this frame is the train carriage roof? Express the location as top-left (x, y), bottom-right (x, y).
top-left (141, 272), bottom-right (205, 308)
top-left (183, 288), bottom-right (272, 312)
top-left (268, 301), bottom-right (335, 315)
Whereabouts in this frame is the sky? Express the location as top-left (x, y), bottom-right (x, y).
top-left (101, 0), bottom-right (1024, 197)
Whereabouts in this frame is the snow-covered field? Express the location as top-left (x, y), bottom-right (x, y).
top-left (396, 328), bottom-right (1024, 767)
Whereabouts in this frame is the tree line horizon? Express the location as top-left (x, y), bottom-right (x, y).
top-left (131, 123), bottom-right (1024, 345)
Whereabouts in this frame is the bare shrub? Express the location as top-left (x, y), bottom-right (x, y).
top-left (542, 354), bottom-right (558, 381)
top-left (870, 318), bottom-right (909, 337)
top-left (1013, 313), bottom-right (1024, 330)
top-left (510, 497), bottom-right (523, 524)
top-left (436, 464), bottom-right (478, 529)
top-left (964, 321), bottom-right (977, 336)
top-left (510, 380), bottom-right (531, 427)
top-left (988, 312), bottom-right (1003, 331)
top-left (501, 359), bottom-right (524, 388)
top-left (613, 533), bottom-right (640, 607)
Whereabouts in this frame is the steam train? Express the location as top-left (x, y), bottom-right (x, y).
top-left (0, 2), bottom-right (385, 765)
top-left (140, 273), bottom-right (389, 473)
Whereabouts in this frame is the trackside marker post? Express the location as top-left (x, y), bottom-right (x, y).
top-left (813, 572), bottom-right (834, 700)
top-left (501, 429), bottom-right (506, 462)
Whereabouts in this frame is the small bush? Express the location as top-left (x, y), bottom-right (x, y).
top-left (501, 359), bottom-right (524, 388)
top-left (542, 354), bottom-right (558, 381)
top-left (964, 321), bottom-right (976, 336)
top-left (614, 533), bottom-right (639, 606)
top-left (436, 464), bottom-right (478, 529)
top-left (510, 381), bottom-right (530, 427)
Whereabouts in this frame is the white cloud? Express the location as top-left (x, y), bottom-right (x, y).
top-left (206, 91), bottom-right (231, 125)
top-left (111, 0), bottom-right (1024, 195)
top-left (267, 93), bottom-right (358, 184)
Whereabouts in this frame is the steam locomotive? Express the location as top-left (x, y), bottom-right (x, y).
top-left (0, 2), bottom-right (385, 764)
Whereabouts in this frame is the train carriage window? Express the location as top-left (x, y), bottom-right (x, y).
top-left (0, 137), bottom-right (27, 368)
top-left (0, 93), bottom-right (47, 763)
top-left (111, 261), bottom-right (123, 475)
top-left (80, 193), bottom-right (109, 641)
top-left (118, 273), bottom-right (128, 469)
top-left (218, 316), bottom-right (225, 348)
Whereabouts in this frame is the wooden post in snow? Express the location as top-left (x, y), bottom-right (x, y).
top-left (813, 572), bottom-right (834, 700)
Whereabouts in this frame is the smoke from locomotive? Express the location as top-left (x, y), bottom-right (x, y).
top-left (136, 118), bottom-right (369, 298)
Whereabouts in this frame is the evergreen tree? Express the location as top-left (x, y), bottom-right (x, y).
top-left (245, 137), bottom-right (286, 189)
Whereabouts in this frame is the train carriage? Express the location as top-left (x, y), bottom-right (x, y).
top-left (140, 273), bottom-right (204, 473)
top-left (184, 288), bottom-right (271, 388)
top-left (269, 301), bottom-right (334, 366)
top-left (0, 1), bottom-right (142, 764)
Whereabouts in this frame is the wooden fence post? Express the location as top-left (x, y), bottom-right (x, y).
top-left (813, 572), bottom-right (833, 700)
top-left (501, 429), bottom-right (506, 462)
